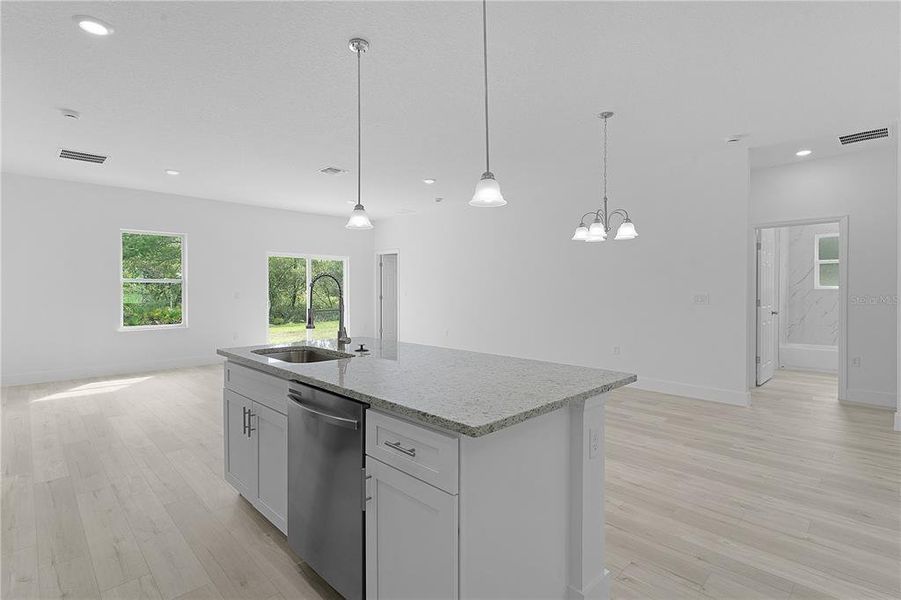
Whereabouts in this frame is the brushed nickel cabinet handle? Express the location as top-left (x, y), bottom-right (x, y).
top-left (247, 411), bottom-right (256, 437)
top-left (384, 440), bottom-right (416, 457)
top-left (242, 407), bottom-right (248, 436)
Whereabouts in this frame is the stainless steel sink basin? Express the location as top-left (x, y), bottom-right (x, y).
top-left (252, 347), bottom-right (352, 364)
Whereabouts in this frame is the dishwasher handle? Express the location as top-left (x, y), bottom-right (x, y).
top-left (288, 393), bottom-right (360, 430)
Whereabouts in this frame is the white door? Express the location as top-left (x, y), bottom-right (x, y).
top-left (756, 228), bottom-right (777, 385)
top-left (379, 254), bottom-right (398, 341)
top-left (253, 401), bottom-right (287, 534)
top-left (365, 457), bottom-right (457, 600)
top-left (224, 390), bottom-right (257, 499)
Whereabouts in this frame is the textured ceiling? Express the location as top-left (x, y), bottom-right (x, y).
top-left (2, 1), bottom-right (898, 219)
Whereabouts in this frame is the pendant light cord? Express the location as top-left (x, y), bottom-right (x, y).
top-left (357, 47), bottom-right (362, 207)
top-left (482, 0), bottom-right (490, 173)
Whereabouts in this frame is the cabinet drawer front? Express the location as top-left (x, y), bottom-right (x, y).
top-left (225, 362), bottom-right (288, 415)
top-left (366, 411), bottom-right (459, 494)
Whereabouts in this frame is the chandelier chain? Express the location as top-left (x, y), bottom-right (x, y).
top-left (603, 115), bottom-right (608, 200)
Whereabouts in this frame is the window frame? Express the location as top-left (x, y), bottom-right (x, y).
top-left (266, 252), bottom-right (350, 342)
top-left (119, 229), bottom-right (188, 331)
top-left (814, 233), bottom-right (839, 290)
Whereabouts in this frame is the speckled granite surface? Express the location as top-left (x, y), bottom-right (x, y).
top-left (217, 338), bottom-right (636, 437)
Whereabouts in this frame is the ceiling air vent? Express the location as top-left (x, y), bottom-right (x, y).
top-left (838, 127), bottom-right (889, 145)
top-left (58, 148), bottom-right (107, 164)
top-left (319, 166), bottom-right (347, 175)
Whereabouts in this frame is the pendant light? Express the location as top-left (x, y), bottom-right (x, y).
top-left (570, 112), bottom-right (638, 243)
top-left (469, 0), bottom-right (506, 207)
top-left (345, 38), bottom-right (374, 230)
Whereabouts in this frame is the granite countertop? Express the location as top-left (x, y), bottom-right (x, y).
top-left (217, 338), bottom-right (636, 437)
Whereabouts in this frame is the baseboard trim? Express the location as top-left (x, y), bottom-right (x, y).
top-left (567, 569), bottom-right (611, 600)
top-left (778, 343), bottom-right (838, 374)
top-left (1, 355), bottom-right (223, 386)
top-left (631, 377), bottom-right (751, 407)
top-left (841, 388), bottom-right (897, 410)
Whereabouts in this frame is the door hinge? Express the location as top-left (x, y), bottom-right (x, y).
top-left (756, 241), bottom-right (762, 250)
top-left (755, 356), bottom-right (761, 364)
top-left (756, 299), bottom-right (761, 307)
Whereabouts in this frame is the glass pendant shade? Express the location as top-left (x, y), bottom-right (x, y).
top-left (345, 204), bottom-right (373, 229)
top-left (588, 219), bottom-right (607, 239)
top-left (571, 225), bottom-right (589, 241)
top-left (614, 219), bottom-right (638, 240)
top-left (470, 172), bottom-right (506, 207)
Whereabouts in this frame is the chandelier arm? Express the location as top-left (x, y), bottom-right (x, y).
top-left (606, 209), bottom-right (630, 229)
top-left (579, 211), bottom-right (601, 225)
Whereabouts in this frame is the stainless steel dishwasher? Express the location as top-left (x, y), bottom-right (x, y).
top-left (286, 381), bottom-right (367, 600)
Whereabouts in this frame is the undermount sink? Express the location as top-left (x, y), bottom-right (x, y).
top-left (253, 347), bottom-right (352, 364)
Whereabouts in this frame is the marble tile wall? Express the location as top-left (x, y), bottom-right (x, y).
top-left (781, 222), bottom-right (840, 346)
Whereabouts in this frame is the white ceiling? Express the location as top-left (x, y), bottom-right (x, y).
top-left (2, 1), bottom-right (898, 219)
top-left (750, 126), bottom-right (896, 171)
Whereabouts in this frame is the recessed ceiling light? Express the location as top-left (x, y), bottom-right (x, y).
top-left (165, 169), bottom-right (180, 175)
top-left (423, 178), bottom-right (436, 185)
top-left (59, 108), bottom-right (80, 120)
top-left (74, 16), bottom-right (114, 36)
top-left (795, 149), bottom-right (812, 157)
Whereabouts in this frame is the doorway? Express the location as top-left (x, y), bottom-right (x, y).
top-left (754, 218), bottom-right (847, 400)
top-left (377, 252), bottom-right (398, 342)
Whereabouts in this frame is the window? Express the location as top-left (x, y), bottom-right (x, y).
top-left (268, 254), bottom-right (347, 343)
top-left (814, 233), bottom-right (839, 289)
top-left (121, 231), bottom-right (185, 329)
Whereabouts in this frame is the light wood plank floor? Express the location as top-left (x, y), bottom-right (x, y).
top-left (2, 367), bottom-right (898, 599)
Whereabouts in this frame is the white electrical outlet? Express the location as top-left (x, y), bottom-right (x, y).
top-left (852, 357), bottom-right (861, 367)
top-left (693, 293), bottom-right (710, 305)
top-left (612, 346), bottom-right (621, 356)
top-left (589, 428), bottom-right (600, 459)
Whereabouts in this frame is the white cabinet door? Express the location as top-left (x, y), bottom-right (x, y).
top-left (224, 389), bottom-right (257, 499)
top-left (366, 457), bottom-right (458, 600)
top-left (253, 401), bottom-right (287, 534)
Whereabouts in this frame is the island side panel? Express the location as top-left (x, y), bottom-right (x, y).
top-left (458, 395), bottom-right (609, 600)
top-left (568, 395), bottom-right (608, 599)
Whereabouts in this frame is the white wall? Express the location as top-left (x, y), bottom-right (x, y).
top-left (897, 123), bottom-right (901, 430)
top-left (1, 174), bottom-right (375, 385)
top-left (375, 149), bottom-right (752, 406)
top-left (750, 147), bottom-right (898, 408)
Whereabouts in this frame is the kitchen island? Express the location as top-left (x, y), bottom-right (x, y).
top-left (217, 338), bottom-right (635, 600)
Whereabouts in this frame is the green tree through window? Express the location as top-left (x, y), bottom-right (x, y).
top-left (268, 255), bottom-right (346, 343)
top-left (121, 232), bottom-right (184, 327)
